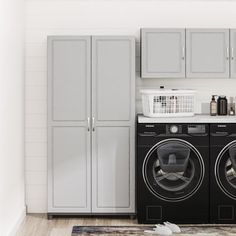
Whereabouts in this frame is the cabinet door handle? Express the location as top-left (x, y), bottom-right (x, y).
top-left (92, 117), bottom-right (95, 132)
top-left (226, 47), bottom-right (229, 60)
top-left (232, 47), bottom-right (234, 60)
top-left (87, 117), bottom-right (90, 132)
top-left (182, 46), bottom-right (185, 60)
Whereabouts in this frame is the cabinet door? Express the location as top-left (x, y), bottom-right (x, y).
top-left (92, 127), bottom-right (132, 212)
top-left (92, 36), bottom-right (135, 213)
top-left (50, 127), bottom-right (90, 212)
top-left (48, 36), bottom-right (91, 213)
top-left (230, 29), bottom-right (236, 77)
top-left (49, 37), bottom-right (90, 121)
top-left (141, 28), bottom-right (186, 78)
top-left (186, 29), bottom-right (229, 78)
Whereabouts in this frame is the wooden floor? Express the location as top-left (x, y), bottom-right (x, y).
top-left (16, 214), bottom-right (236, 236)
top-left (16, 214), bottom-right (137, 236)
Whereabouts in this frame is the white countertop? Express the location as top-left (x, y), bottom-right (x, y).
top-left (138, 114), bottom-right (236, 123)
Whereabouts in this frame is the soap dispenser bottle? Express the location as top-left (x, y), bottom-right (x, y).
top-left (217, 96), bottom-right (228, 115)
top-left (210, 95), bottom-right (217, 116)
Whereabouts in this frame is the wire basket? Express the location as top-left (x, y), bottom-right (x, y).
top-left (141, 89), bottom-right (196, 117)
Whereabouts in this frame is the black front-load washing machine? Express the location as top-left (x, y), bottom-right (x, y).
top-left (137, 122), bottom-right (209, 224)
top-left (210, 124), bottom-right (236, 224)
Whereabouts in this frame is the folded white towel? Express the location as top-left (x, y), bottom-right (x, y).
top-left (164, 222), bottom-right (181, 233)
top-left (152, 224), bottom-right (173, 235)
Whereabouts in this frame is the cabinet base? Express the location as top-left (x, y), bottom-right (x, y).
top-left (47, 213), bottom-right (136, 220)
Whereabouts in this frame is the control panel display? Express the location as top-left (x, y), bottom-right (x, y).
top-left (188, 125), bottom-right (206, 134)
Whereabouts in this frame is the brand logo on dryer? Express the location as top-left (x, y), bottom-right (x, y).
top-left (217, 125), bottom-right (227, 128)
top-left (145, 125), bottom-right (155, 128)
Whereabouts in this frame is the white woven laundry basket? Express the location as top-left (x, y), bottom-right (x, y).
top-left (140, 89), bottom-right (196, 118)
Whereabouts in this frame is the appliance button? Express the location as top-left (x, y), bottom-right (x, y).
top-left (170, 125), bottom-right (179, 134)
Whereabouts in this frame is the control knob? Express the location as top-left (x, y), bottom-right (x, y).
top-left (170, 125), bottom-right (179, 134)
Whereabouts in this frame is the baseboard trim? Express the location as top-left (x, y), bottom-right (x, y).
top-left (8, 206), bottom-right (26, 236)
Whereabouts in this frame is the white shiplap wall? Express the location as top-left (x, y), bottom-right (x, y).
top-left (25, 0), bottom-right (236, 213)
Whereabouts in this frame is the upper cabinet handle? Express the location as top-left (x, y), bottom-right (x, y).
top-left (92, 117), bottom-right (95, 132)
top-left (182, 46), bottom-right (185, 60)
top-left (226, 47), bottom-right (229, 60)
top-left (232, 47), bottom-right (234, 60)
top-left (87, 117), bottom-right (90, 132)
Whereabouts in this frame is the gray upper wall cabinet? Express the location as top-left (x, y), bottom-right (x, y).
top-left (141, 29), bottom-right (186, 78)
top-left (230, 29), bottom-right (236, 77)
top-left (48, 36), bottom-right (135, 214)
top-left (141, 28), bottom-right (236, 79)
top-left (186, 29), bottom-right (230, 78)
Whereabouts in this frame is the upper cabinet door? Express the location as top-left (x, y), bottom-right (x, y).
top-left (48, 36), bottom-right (91, 122)
top-left (186, 29), bottom-right (229, 78)
top-left (141, 29), bottom-right (186, 78)
top-left (92, 36), bottom-right (135, 123)
top-left (230, 29), bottom-right (236, 78)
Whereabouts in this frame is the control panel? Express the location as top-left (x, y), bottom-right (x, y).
top-left (138, 123), bottom-right (208, 137)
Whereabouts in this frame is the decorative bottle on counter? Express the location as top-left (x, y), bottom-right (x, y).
top-left (229, 97), bottom-right (235, 116)
top-left (210, 95), bottom-right (217, 116)
top-left (229, 107), bottom-right (235, 116)
top-left (217, 96), bottom-right (228, 116)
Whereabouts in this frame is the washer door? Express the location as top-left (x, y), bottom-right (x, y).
top-left (142, 139), bottom-right (205, 202)
top-left (215, 141), bottom-right (236, 200)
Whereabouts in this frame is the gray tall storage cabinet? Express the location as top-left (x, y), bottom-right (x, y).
top-left (47, 36), bottom-right (135, 216)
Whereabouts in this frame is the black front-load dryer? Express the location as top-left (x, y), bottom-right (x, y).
top-left (137, 122), bottom-right (209, 224)
top-left (210, 124), bottom-right (236, 224)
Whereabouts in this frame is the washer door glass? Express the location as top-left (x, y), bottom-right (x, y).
top-left (215, 141), bottom-right (236, 200)
top-left (142, 139), bottom-right (205, 202)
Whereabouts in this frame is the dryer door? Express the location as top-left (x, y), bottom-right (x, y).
top-left (215, 141), bottom-right (236, 200)
top-left (142, 139), bottom-right (205, 202)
